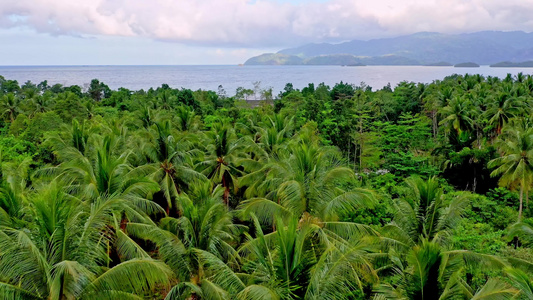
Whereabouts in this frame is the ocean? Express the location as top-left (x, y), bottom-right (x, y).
top-left (1, 65), bottom-right (532, 95)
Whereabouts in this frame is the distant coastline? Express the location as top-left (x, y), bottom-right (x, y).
top-left (244, 31), bottom-right (533, 67)
top-left (243, 54), bottom-right (532, 68)
top-left (490, 61), bottom-right (533, 67)
top-left (454, 62), bottom-right (480, 68)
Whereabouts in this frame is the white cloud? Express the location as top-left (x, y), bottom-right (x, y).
top-left (1, 0), bottom-right (533, 48)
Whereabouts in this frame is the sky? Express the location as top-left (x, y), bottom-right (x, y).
top-left (1, 0), bottom-right (533, 65)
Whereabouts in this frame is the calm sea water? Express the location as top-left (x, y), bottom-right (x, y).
top-left (1, 65), bottom-right (533, 95)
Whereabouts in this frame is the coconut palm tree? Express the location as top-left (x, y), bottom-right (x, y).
top-left (143, 119), bottom-right (206, 215)
top-left (160, 181), bottom-right (242, 262)
top-left (138, 105), bottom-right (156, 129)
top-left (0, 158), bottom-right (32, 227)
top-left (175, 105), bottom-right (201, 132)
top-left (508, 221), bottom-right (533, 246)
top-left (254, 114), bottom-right (294, 157)
top-left (377, 177), bottom-right (518, 299)
top-left (198, 123), bottom-right (250, 206)
top-left (0, 93), bottom-right (20, 122)
top-left (484, 92), bottom-right (525, 135)
top-left (0, 181), bottom-right (173, 300)
top-left (489, 119), bottom-right (533, 222)
top-left (128, 181), bottom-right (245, 299)
top-left (30, 93), bottom-right (54, 116)
top-left (439, 96), bottom-right (475, 136)
top-left (381, 176), bottom-right (469, 251)
top-left (46, 119), bottom-right (91, 156)
top-left (238, 215), bottom-right (377, 300)
top-left (240, 141), bottom-right (374, 224)
top-left (506, 268), bottom-right (533, 299)
top-left (375, 239), bottom-right (517, 300)
top-left (46, 134), bottom-right (163, 217)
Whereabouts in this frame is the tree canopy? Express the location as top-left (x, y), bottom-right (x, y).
top-left (0, 74), bottom-right (532, 299)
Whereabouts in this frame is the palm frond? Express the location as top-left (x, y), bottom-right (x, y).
top-left (86, 259), bottom-right (172, 296)
top-left (471, 279), bottom-right (518, 300)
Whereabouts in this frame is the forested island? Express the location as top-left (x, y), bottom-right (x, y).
top-left (1, 72), bottom-right (533, 299)
top-left (244, 31), bottom-right (533, 66)
top-left (491, 61), bottom-right (533, 68)
top-left (454, 62), bottom-right (481, 68)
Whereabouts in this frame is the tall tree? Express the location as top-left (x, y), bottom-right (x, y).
top-left (198, 123), bottom-right (248, 206)
top-left (0, 181), bottom-right (173, 300)
top-left (484, 92), bottom-right (525, 135)
top-left (129, 182), bottom-right (245, 299)
top-left (240, 141), bottom-right (374, 223)
top-left (376, 240), bottom-right (516, 300)
top-left (439, 96), bottom-right (474, 136)
top-left (489, 120), bottom-right (533, 221)
top-left (381, 176), bottom-right (468, 252)
top-left (0, 93), bottom-right (20, 122)
top-left (143, 120), bottom-right (205, 215)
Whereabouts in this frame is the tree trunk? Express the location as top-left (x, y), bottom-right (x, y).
top-left (354, 142), bottom-right (357, 172)
top-left (477, 127), bottom-right (481, 149)
top-left (222, 173), bottom-right (230, 207)
top-left (519, 183), bottom-right (524, 222)
top-left (347, 135), bottom-right (351, 164)
top-left (359, 116), bottom-right (363, 172)
top-left (432, 110), bottom-right (437, 140)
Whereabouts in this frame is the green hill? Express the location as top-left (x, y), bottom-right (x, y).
top-left (490, 61), bottom-right (533, 67)
top-left (245, 31), bottom-right (533, 66)
top-left (244, 53), bottom-right (303, 65)
top-left (454, 62), bottom-right (480, 67)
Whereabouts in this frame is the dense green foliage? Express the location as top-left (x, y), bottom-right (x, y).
top-left (1, 73), bottom-right (533, 299)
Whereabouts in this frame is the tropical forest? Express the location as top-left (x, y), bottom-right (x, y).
top-left (2, 73), bottom-right (533, 299)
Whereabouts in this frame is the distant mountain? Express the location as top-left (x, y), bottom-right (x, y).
top-left (244, 53), bottom-right (303, 65)
top-left (244, 31), bottom-right (533, 66)
top-left (490, 61), bottom-right (533, 67)
top-left (454, 62), bottom-right (480, 68)
top-left (424, 62), bottom-right (453, 66)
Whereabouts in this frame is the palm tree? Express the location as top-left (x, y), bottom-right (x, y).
top-left (375, 239), bottom-right (517, 300)
top-left (524, 74), bottom-right (533, 95)
top-left (254, 114), bottom-right (294, 157)
top-left (508, 221), bottom-right (533, 246)
top-left (377, 177), bottom-right (518, 299)
top-left (175, 105), bottom-right (201, 132)
top-left (157, 90), bottom-right (175, 110)
top-left (240, 141), bottom-right (374, 223)
top-left (46, 134), bottom-right (163, 218)
top-left (0, 93), bottom-right (20, 122)
top-left (489, 119), bottom-right (533, 221)
top-left (143, 119), bottom-right (206, 215)
top-left (198, 123), bottom-right (249, 206)
top-left (0, 158), bottom-right (32, 227)
top-left (238, 216), bottom-right (377, 300)
top-left (46, 119), bottom-right (91, 156)
top-left (170, 181), bottom-right (241, 261)
top-left (439, 96), bottom-right (474, 136)
top-left (381, 176), bottom-right (469, 251)
top-left (506, 268), bottom-right (533, 299)
top-left (484, 92), bottom-right (525, 135)
top-left (129, 181), bottom-right (245, 299)
top-left (137, 105), bottom-right (156, 129)
top-left (29, 93), bottom-right (54, 117)
top-left (0, 181), bottom-right (173, 299)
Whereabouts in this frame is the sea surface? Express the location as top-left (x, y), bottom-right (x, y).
top-left (1, 65), bottom-right (533, 95)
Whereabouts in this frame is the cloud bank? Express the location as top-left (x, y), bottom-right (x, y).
top-left (2, 0), bottom-right (533, 47)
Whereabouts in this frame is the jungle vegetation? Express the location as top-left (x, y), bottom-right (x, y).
top-left (1, 73), bottom-right (533, 299)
